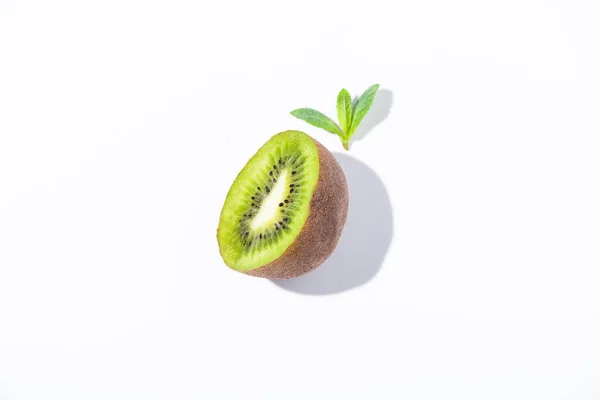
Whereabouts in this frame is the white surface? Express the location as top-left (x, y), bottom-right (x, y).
top-left (1, 1), bottom-right (600, 399)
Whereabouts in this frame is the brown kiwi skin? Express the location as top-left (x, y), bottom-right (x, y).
top-left (242, 137), bottom-right (349, 279)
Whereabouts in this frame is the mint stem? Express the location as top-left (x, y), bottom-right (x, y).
top-left (291, 84), bottom-right (379, 151)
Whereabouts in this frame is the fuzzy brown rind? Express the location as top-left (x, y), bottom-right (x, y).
top-left (242, 139), bottom-right (349, 279)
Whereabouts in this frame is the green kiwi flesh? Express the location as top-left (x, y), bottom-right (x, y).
top-left (217, 130), bottom-right (348, 279)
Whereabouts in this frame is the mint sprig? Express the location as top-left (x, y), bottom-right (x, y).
top-left (291, 84), bottom-right (380, 150)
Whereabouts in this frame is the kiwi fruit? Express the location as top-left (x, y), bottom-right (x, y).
top-left (217, 130), bottom-right (348, 279)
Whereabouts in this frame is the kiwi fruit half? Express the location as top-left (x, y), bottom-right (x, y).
top-left (217, 130), bottom-right (348, 279)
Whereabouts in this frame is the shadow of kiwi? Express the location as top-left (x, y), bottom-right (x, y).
top-left (272, 152), bottom-right (393, 295)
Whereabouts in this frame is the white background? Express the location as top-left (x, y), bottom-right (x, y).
top-left (1, 1), bottom-right (600, 399)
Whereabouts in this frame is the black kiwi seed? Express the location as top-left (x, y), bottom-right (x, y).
top-left (259, 233), bottom-right (263, 239)
top-left (292, 171), bottom-right (297, 175)
top-left (251, 197), bottom-right (255, 200)
top-left (272, 179), bottom-right (276, 183)
top-left (273, 165), bottom-right (276, 169)
top-left (257, 187), bottom-right (260, 190)
top-left (279, 203), bottom-right (283, 207)
top-left (269, 171), bottom-right (273, 176)
top-left (284, 199), bottom-right (289, 203)
top-left (289, 184), bottom-right (294, 187)
top-left (282, 225), bottom-right (287, 229)
top-left (290, 189), bottom-right (294, 193)
top-left (251, 203), bottom-right (255, 207)
top-left (266, 187), bottom-right (270, 193)
top-left (283, 218), bottom-right (289, 222)
top-left (244, 232), bottom-right (249, 237)
top-left (279, 221), bottom-right (284, 226)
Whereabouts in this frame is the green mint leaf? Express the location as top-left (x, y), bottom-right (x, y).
top-left (336, 89), bottom-right (352, 135)
top-left (290, 108), bottom-right (342, 136)
top-left (348, 84), bottom-right (380, 136)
